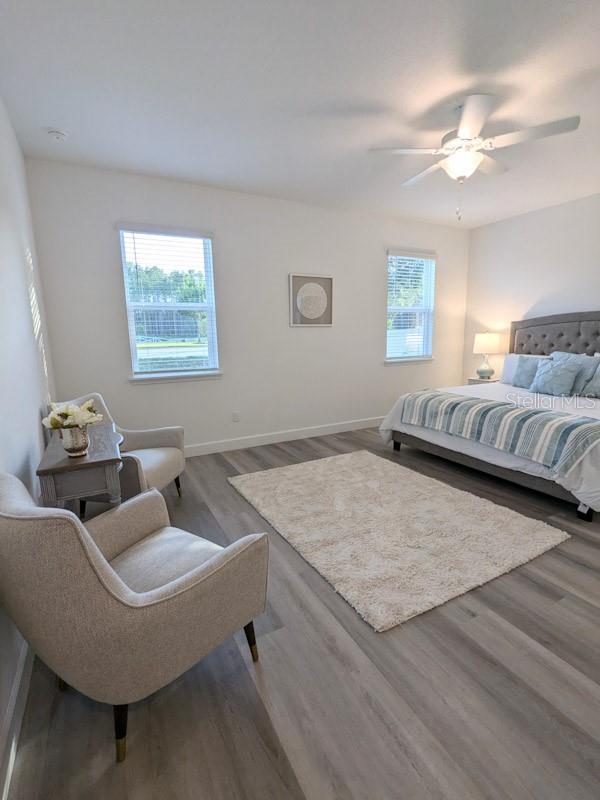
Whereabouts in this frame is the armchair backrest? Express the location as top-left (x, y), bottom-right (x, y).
top-left (0, 472), bottom-right (131, 695)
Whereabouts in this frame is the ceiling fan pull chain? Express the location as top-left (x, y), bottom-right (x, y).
top-left (456, 178), bottom-right (464, 222)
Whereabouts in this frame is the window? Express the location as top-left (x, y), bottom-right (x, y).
top-left (386, 251), bottom-right (435, 360)
top-left (119, 228), bottom-right (219, 376)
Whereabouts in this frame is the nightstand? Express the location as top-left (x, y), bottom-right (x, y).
top-left (468, 377), bottom-right (500, 385)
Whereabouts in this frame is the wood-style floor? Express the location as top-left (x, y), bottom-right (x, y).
top-left (8, 429), bottom-right (600, 800)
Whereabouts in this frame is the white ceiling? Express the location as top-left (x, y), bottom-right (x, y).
top-left (1, 0), bottom-right (600, 228)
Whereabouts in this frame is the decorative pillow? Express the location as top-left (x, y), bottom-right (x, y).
top-left (550, 351), bottom-right (600, 395)
top-left (581, 366), bottom-right (600, 398)
top-left (511, 355), bottom-right (548, 389)
top-left (502, 353), bottom-right (551, 385)
top-left (529, 359), bottom-right (581, 396)
top-left (500, 354), bottom-right (518, 384)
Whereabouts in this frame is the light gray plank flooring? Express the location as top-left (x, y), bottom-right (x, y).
top-left (8, 429), bottom-right (600, 799)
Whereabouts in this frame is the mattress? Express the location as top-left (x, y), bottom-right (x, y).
top-left (380, 381), bottom-right (600, 511)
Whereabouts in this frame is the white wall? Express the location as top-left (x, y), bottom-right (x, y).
top-left (0, 100), bottom-right (54, 798)
top-left (27, 159), bottom-right (469, 453)
top-left (464, 193), bottom-right (600, 379)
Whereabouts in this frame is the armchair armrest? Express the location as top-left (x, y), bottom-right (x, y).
top-left (84, 489), bottom-right (170, 561)
top-left (112, 533), bottom-right (268, 702)
top-left (119, 426), bottom-right (184, 453)
top-left (119, 454), bottom-right (146, 501)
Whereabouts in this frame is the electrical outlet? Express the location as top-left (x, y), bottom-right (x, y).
top-left (232, 411), bottom-right (240, 423)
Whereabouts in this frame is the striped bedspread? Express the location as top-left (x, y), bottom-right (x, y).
top-left (397, 391), bottom-right (600, 477)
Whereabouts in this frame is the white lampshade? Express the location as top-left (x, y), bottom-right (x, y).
top-left (440, 150), bottom-right (483, 180)
top-left (473, 332), bottom-right (502, 355)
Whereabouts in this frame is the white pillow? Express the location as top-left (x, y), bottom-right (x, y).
top-left (501, 353), bottom-right (519, 384)
top-left (501, 353), bottom-right (549, 385)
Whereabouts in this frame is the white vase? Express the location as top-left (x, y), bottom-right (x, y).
top-left (61, 426), bottom-right (89, 457)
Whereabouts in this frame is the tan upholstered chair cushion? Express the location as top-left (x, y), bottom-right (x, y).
top-left (110, 527), bottom-right (222, 592)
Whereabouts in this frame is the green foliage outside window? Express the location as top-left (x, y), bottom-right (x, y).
top-left (387, 259), bottom-right (425, 330)
top-left (125, 263), bottom-right (207, 304)
top-left (126, 263), bottom-right (209, 350)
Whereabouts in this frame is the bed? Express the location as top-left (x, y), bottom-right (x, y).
top-left (380, 311), bottom-right (600, 520)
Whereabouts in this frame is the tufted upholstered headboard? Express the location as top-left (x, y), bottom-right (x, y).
top-left (509, 311), bottom-right (600, 356)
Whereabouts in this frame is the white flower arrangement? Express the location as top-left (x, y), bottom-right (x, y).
top-left (42, 399), bottom-right (104, 430)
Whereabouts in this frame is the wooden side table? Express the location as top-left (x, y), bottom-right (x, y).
top-left (467, 377), bottom-right (500, 385)
top-left (37, 423), bottom-right (124, 509)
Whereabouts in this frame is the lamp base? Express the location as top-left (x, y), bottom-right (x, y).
top-left (476, 356), bottom-right (495, 380)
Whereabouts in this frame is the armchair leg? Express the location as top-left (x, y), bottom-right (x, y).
top-left (174, 475), bottom-right (182, 497)
top-left (113, 704), bottom-right (128, 763)
top-left (244, 621), bottom-right (259, 662)
top-left (79, 499), bottom-right (87, 520)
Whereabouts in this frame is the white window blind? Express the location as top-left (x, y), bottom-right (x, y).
top-left (386, 251), bottom-right (435, 360)
top-left (119, 229), bottom-right (219, 375)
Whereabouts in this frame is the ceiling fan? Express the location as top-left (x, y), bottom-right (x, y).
top-left (371, 95), bottom-right (580, 186)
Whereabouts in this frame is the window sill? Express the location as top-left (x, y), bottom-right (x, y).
top-left (129, 370), bottom-right (223, 384)
top-left (384, 357), bottom-right (434, 365)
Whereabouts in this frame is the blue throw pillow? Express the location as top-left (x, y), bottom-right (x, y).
top-left (529, 359), bottom-right (581, 396)
top-left (550, 351), bottom-right (600, 395)
top-left (512, 355), bottom-right (547, 389)
top-left (582, 360), bottom-right (600, 397)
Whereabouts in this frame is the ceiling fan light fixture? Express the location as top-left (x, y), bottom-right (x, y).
top-left (440, 149), bottom-right (483, 180)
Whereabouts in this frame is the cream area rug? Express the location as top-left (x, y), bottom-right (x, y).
top-left (229, 450), bottom-right (569, 631)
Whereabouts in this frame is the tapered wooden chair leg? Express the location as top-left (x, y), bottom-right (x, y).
top-left (114, 704), bottom-right (128, 763)
top-left (79, 499), bottom-right (87, 520)
top-left (174, 475), bottom-right (182, 497)
top-left (244, 621), bottom-right (259, 662)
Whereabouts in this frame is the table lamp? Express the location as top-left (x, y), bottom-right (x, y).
top-left (473, 332), bottom-right (502, 379)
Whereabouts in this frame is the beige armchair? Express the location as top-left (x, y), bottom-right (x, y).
top-left (0, 472), bottom-right (269, 762)
top-left (62, 392), bottom-right (185, 507)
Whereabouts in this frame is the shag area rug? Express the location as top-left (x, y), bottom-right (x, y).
top-left (229, 450), bottom-right (569, 631)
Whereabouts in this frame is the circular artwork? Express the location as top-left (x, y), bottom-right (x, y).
top-left (296, 282), bottom-right (328, 319)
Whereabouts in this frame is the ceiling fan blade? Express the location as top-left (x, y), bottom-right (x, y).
top-left (457, 94), bottom-right (494, 139)
top-left (370, 146), bottom-right (441, 155)
top-left (402, 160), bottom-right (444, 187)
top-left (486, 115), bottom-right (580, 150)
top-left (478, 154), bottom-right (508, 175)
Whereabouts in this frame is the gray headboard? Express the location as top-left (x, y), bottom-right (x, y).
top-left (509, 311), bottom-right (600, 356)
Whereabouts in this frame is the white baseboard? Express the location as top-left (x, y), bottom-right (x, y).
top-left (0, 643), bottom-right (33, 800)
top-left (185, 416), bottom-right (383, 457)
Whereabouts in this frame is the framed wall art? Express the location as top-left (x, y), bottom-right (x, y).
top-left (289, 274), bottom-right (333, 327)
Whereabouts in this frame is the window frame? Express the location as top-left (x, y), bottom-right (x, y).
top-left (117, 223), bottom-right (221, 381)
top-left (384, 248), bottom-right (436, 364)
